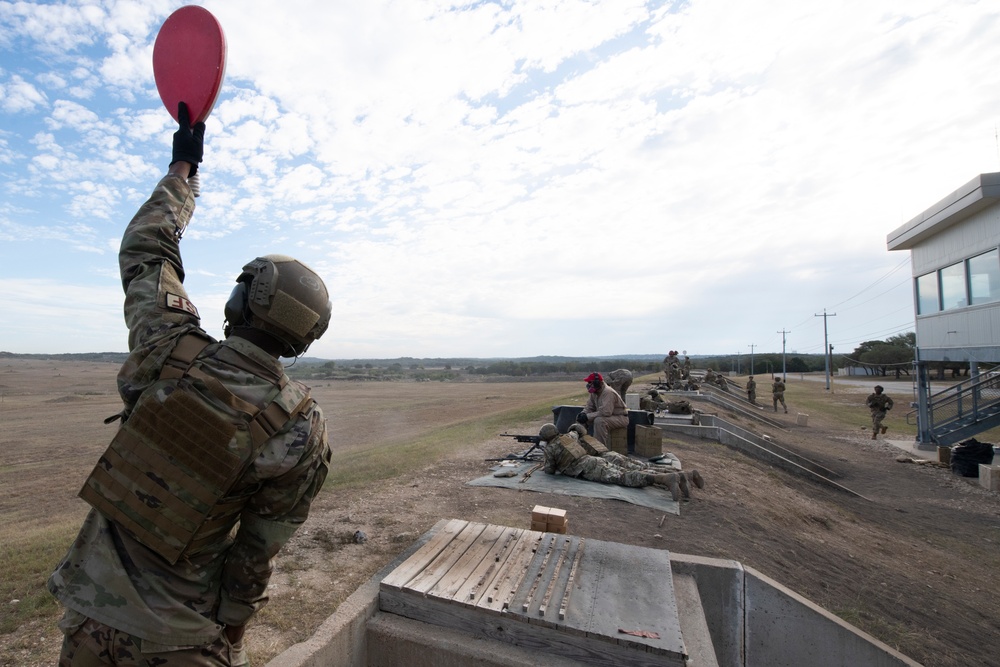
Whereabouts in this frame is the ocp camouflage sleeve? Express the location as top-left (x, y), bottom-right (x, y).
top-left (217, 405), bottom-right (331, 626)
top-left (115, 175), bottom-right (200, 406)
top-left (119, 174), bottom-right (198, 350)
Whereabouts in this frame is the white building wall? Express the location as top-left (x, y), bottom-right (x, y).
top-left (910, 205), bottom-right (1000, 275)
top-left (916, 304), bottom-right (1000, 351)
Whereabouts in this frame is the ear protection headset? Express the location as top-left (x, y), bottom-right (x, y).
top-left (223, 279), bottom-right (251, 337)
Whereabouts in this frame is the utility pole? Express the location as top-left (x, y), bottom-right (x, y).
top-left (814, 310), bottom-right (836, 390)
top-left (776, 329), bottom-right (789, 382)
top-left (748, 344), bottom-right (755, 376)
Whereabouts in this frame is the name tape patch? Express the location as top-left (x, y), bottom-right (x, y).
top-left (165, 292), bottom-right (200, 318)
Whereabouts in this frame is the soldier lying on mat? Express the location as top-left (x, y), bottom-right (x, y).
top-left (539, 423), bottom-right (704, 502)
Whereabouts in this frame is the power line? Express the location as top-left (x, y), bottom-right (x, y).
top-left (831, 257), bottom-right (911, 310)
top-left (835, 276), bottom-right (911, 312)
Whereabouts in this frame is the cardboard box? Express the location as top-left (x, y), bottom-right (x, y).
top-left (796, 413), bottom-right (809, 426)
top-left (547, 519), bottom-right (568, 534)
top-left (531, 505), bottom-right (551, 523)
top-left (634, 425), bottom-right (662, 458)
top-left (609, 427), bottom-right (628, 455)
top-left (531, 505), bottom-right (568, 533)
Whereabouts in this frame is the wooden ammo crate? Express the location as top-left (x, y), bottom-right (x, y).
top-left (608, 427), bottom-right (628, 455)
top-left (634, 424), bottom-right (663, 458)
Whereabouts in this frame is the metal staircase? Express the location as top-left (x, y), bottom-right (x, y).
top-left (911, 371), bottom-right (1000, 445)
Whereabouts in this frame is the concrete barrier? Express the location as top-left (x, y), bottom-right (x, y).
top-left (268, 527), bottom-right (923, 667)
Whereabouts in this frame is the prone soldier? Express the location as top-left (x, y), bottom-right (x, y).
top-left (540, 423), bottom-right (704, 501)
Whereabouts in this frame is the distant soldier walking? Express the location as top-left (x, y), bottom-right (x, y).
top-left (746, 376), bottom-right (757, 404)
top-left (866, 385), bottom-right (894, 439)
top-left (772, 377), bottom-right (787, 413)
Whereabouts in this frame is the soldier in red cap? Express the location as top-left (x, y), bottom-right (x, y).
top-left (577, 372), bottom-right (630, 445)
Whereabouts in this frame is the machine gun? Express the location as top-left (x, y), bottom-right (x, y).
top-left (485, 434), bottom-right (545, 462)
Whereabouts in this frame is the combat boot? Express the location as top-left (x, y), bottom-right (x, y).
top-left (677, 471), bottom-right (690, 499)
top-left (871, 431), bottom-right (877, 440)
top-left (650, 473), bottom-right (681, 502)
top-left (881, 425), bottom-right (888, 434)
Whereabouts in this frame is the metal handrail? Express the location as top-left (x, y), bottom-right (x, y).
top-left (922, 372), bottom-right (1000, 434)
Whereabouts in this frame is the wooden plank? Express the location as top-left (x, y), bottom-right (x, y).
top-left (380, 518), bottom-right (467, 590)
top-left (508, 535), bottom-right (578, 628)
top-left (538, 536), bottom-right (573, 616)
top-left (521, 533), bottom-right (558, 612)
top-left (428, 523), bottom-right (508, 601)
top-left (559, 538), bottom-right (585, 620)
top-left (460, 527), bottom-right (522, 604)
top-left (379, 521), bottom-right (686, 666)
top-left (379, 586), bottom-right (685, 667)
top-left (407, 521), bottom-right (486, 594)
top-left (479, 530), bottom-right (542, 612)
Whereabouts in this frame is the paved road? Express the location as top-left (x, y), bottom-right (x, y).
top-left (788, 373), bottom-right (911, 390)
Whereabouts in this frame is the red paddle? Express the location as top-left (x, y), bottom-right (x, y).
top-left (153, 5), bottom-right (227, 124)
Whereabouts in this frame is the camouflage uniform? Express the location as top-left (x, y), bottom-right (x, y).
top-left (681, 357), bottom-right (691, 380)
top-left (605, 368), bottom-right (633, 401)
top-left (746, 377), bottom-right (757, 404)
top-left (866, 388), bottom-right (894, 438)
top-left (772, 378), bottom-right (787, 413)
top-left (48, 175), bottom-right (331, 666)
top-left (543, 433), bottom-right (672, 486)
top-left (664, 352), bottom-right (680, 385)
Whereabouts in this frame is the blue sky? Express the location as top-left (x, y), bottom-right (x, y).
top-left (2, 0), bottom-right (999, 360)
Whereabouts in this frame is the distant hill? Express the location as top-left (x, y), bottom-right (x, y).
top-left (1, 352), bottom-right (699, 365)
top-left (0, 351), bottom-right (128, 364)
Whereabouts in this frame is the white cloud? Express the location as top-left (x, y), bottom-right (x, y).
top-left (0, 0), bottom-right (996, 357)
top-left (0, 74), bottom-right (47, 112)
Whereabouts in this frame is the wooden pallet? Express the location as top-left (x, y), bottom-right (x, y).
top-left (380, 519), bottom-right (687, 667)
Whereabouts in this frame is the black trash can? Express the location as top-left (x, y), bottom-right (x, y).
top-left (552, 405), bottom-right (586, 434)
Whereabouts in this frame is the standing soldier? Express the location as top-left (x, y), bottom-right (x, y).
top-left (772, 376), bottom-right (788, 413)
top-left (663, 350), bottom-right (681, 385)
top-left (866, 385), bottom-right (894, 439)
top-left (48, 104), bottom-right (333, 666)
top-left (746, 376), bottom-right (757, 404)
top-left (681, 356), bottom-right (692, 380)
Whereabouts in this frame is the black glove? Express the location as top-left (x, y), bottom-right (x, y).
top-left (171, 102), bottom-right (206, 175)
top-left (576, 412), bottom-right (588, 425)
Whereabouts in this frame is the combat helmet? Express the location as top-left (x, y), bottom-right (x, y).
top-left (224, 254), bottom-right (331, 357)
top-left (539, 423), bottom-right (559, 441)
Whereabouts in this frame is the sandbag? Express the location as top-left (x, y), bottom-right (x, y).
top-left (950, 438), bottom-right (995, 477)
top-left (666, 399), bottom-right (692, 414)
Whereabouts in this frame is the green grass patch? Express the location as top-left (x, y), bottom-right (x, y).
top-left (324, 397), bottom-right (575, 490)
top-left (0, 522), bottom-right (77, 633)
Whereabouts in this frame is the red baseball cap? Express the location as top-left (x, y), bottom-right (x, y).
top-left (583, 372), bottom-right (603, 383)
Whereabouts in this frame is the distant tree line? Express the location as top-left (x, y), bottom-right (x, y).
top-left (843, 333), bottom-right (916, 377)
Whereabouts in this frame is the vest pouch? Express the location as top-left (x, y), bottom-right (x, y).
top-left (79, 379), bottom-right (250, 564)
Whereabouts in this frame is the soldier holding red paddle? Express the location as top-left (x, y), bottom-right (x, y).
top-left (47, 8), bottom-right (334, 666)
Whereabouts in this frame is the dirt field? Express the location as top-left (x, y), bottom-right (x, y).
top-left (2, 359), bottom-right (1000, 667)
